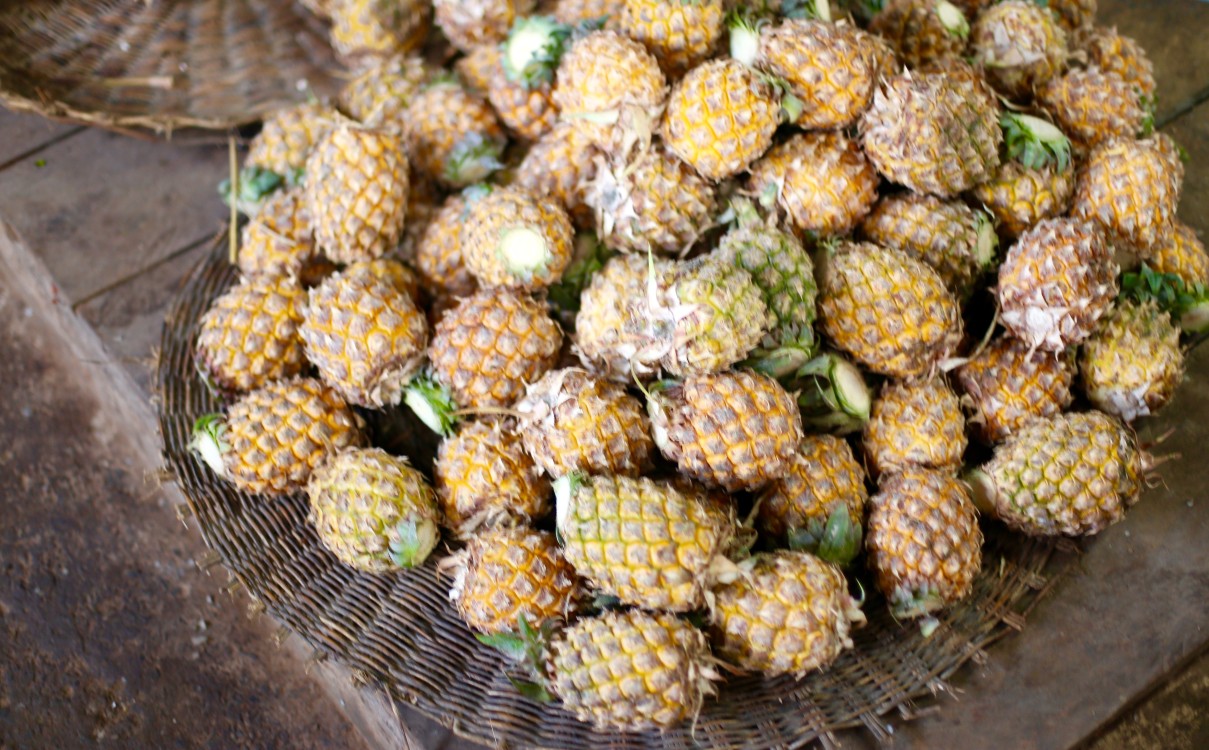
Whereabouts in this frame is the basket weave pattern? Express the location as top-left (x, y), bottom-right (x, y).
top-left (156, 242), bottom-right (1063, 749)
top-left (0, 0), bottom-right (340, 131)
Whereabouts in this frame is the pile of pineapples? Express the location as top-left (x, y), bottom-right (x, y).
top-left (189, 0), bottom-right (1205, 734)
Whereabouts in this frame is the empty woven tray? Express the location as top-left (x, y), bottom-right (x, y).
top-left (156, 239), bottom-right (1066, 749)
top-left (0, 0), bottom-right (341, 132)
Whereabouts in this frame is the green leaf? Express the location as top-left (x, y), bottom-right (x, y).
top-left (389, 519), bottom-right (422, 568)
top-left (816, 507), bottom-right (863, 568)
top-left (509, 677), bottom-right (553, 703)
top-left (476, 632), bottom-right (529, 662)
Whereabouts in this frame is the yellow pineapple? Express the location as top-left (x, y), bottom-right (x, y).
top-left (573, 253), bottom-right (675, 381)
top-left (647, 370), bottom-right (802, 491)
top-left (189, 377), bottom-right (367, 496)
top-left (862, 378), bottom-right (967, 479)
top-left (1078, 26), bottom-right (1155, 98)
top-left (553, 0), bottom-right (624, 26)
top-left (329, 0), bottom-right (432, 60)
top-left (462, 185), bottom-right (575, 290)
top-left (514, 122), bottom-right (601, 229)
top-left (869, 0), bottom-right (970, 70)
top-left (971, 113), bottom-right (1076, 238)
top-left (414, 186), bottom-right (486, 299)
top-left (1038, 68), bottom-right (1147, 150)
top-left (195, 277), bottom-right (306, 393)
top-left (433, 0), bottom-right (535, 52)
top-left (306, 123), bottom-right (410, 264)
top-left (969, 1), bottom-right (1067, 101)
top-left (620, 0), bottom-right (725, 77)
top-left (405, 80), bottom-right (507, 188)
top-left (435, 420), bottom-right (551, 537)
top-left (1150, 222), bottom-right (1209, 289)
top-left (444, 527), bottom-right (579, 633)
top-left (307, 447), bottom-right (440, 571)
top-left (1080, 300), bottom-right (1184, 422)
top-left (339, 55), bottom-right (431, 127)
top-left (455, 44), bottom-right (503, 96)
top-left (953, 335), bottom-right (1074, 444)
top-left (237, 188), bottom-right (322, 281)
top-left (1071, 138), bottom-right (1181, 259)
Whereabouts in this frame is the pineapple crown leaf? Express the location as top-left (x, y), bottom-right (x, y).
top-left (815, 506), bottom-right (863, 568)
top-left (286, 166), bottom-right (307, 189)
top-left (934, 1), bottom-right (970, 39)
top-left (218, 166), bottom-right (284, 208)
top-left (388, 518), bottom-right (437, 569)
top-left (726, 7), bottom-right (767, 66)
top-left (744, 344), bottom-right (815, 380)
top-left (780, 0), bottom-right (832, 21)
top-left (1121, 264), bottom-right (1208, 320)
top-left (1139, 91), bottom-right (1158, 137)
top-left (459, 183), bottom-right (494, 217)
top-left (503, 16), bottom-right (573, 89)
top-left (444, 133), bottom-right (505, 185)
top-left (404, 374), bottom-right (460, 436)
top-left (476, 631), bottom-right (529, 661)
top-left (189, 413), bottom-right (230, 478)
top-left (509, 677), bottom-right (553, 703)
top-left (548, 233), bottom-right (614, 318)
top-left (999, 112), bottom-right (1071, 171)
top-left (424, 71), bottom-right (464, 91)
top-left (570, 16), bottom-right (608, 39)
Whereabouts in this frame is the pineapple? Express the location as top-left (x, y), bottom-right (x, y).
top-left (969, 1), bottom-right (1067, 101)
top-left (747, 18), bottom-right (877, 130)
top-left (868, 0), bottom-right (970, 70)
top-left (966, 412), bottom-right (1145, 536)
top-left (435, 420), bottom-right (551, 537)
top-left (444, 527), bottom-right (579, 633)
top-left (396, 172), bottom-right (444, 265)
top-left (547, 232), bottom-right (616, 327)
top-left (971, 113), bottom-right (1075, 238)
top-left (553, 0), bottom-right (625, 26)
top-left (860, 69), bottom-right (1002, 197)
top-left (1153, 133), bottom-right (1188, 189)
top-left (997, 217), bottom-right (1118, 351)
top-left (554, 473), bottom-right (739, 610)
top-left (710, 551), bottom-right (864, 676)
top-left (552, 29), bottom-right (669, 151)
top-left (433, 0), bottom-right (535, 52)
top-left (405, 81), bottom-right (507, 188)
top-left (237, 188), bottom-right (321, 281)
top-left (414, 186), bottom-right (486, 299)
top-left (515, 122), bottom-right (601, 229)
top-left (586, 142), bottom-right (717, 256)
top-left (1079, 300), bottom-right (1184, 422)
top-left (300, 262), bottom-right (429, 408)
top-left (863, 378), bottom-right (967, 479)
top-left (245, 102), bottom-right (332, 186)
top-left (1049, 0), bottom-right (1097, 33)
top-left (1151, 222), bottom-right (1209, 289)
top-left (865, 469), bottom-right (982, 618)
top-left (356, 256), bottom-right (423, 300)
top-left (515, 368), bottom-right (654, 478)
top-left (417, 288), bottom-right (563, 425)
top-left (818, 241), bottom-right (963, 379)
top-left (462, 185), bottom-right (575, 290)
top-left (189, 377), bottom-right (367, 496)
top-left (858, 193), bottom-right (997, 299)
top-left (647, 370), bottom-right (803, 491)
top-left (756, 435), bottom-right (868, 566)
top-left (661, 58), bottom-right (779, 181)
top-left (574, 253), bottom-right (674, 380)
top-left (507, 610), bottom-right (720, 731)
top-left (1078, 26), bottom-right (1156, 98)
top-left (656, 253), bottom-right (774, 376)
top-left (747, 131), bottom-right (879, 240)
top-left (1037, 68), bottom-right (1147, 150)
top-left (954, 335), bottom-right (1075, 444)
top-left (620, 0), bottom-right (725, 78)
top-left (1071, 138), bottom-right (1181, 259)
top-left (714, 201), bottom-right (818, 372)
top-left (329, 0), bottom-right (432, 59)
top-left (487, 17), bottom-right (573, 140)
top-left (307, 447), bottom-right (440, 571)
top-left (340, 55), bottom-right (431, 127)
top-left (306, 123), bottom-right (410, 264)
top-left (455, 44), bottom-right (503, 96)
top-left (195, 277), bottom-right (306, 393)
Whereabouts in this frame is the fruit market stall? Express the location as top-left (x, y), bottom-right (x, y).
top-left (2, 0), bottom-right (1209, 748)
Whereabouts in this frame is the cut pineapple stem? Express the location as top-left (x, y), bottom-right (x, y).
top-left (827, 355), bottom-right (872, 421)
top-left (975, 214), bottom-right (1000, 269)
top-left (506, 23), bottom-right (556, 81)
top-left (553, 472), bottom-right (585, 532)
top-left (188, 414), bottom-right (230, 478)
top-left (935, 0), bottom-right (969, 38)
top-left (404, 377), bottom-right (459, 436)
top-left (1181, 300), bottom-right (1209, 335)
top-left (390, 517), bottom-right (440, 569)
top-left (728, 18), bottom-right (761, 68)
top-left (499, 226), bottom-right (552, 276)
top-left (963, 468), bottom-right (999, 516)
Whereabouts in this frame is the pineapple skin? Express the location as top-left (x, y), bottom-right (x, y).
top-left (649, 371), bottom-right (803, 492)
top-left (1151, 222), bottom-right (1209, 289)
top-left (970, 412), bottom-right (1143, 536)
top-left (1038, 68), bottom-right (1146, 151)
top-left (866, 469), bottom-right (982, 618)
top-left (869, 0), bottom-right (968, 71)
top-left (433, 0), bottom-right (534, 52)
top-left (662, 59), bottom-right (779, 181)
top-left (246, 103), bottom-right (332, 178)
top-left (1072, 138), bottom-right (1181, 259)
top-left (997, 217), bottom-right (1118, 351)
top-left (330, 0), bottom-right (432, 60)
top-left (710, 551), bottom-right (862, 676)
top-left (196, 277), bottom-right (307, 393)
top-left (222, 377), bottom-right (367, 496)
top-left (306, 126), bottom-right (411, 264)
top-left (748, 131), bottom-right (879, 239)
top-left (516, 368), bottom-right (655, 479)
top-left (757, 19), bottom-right (878, 130)
top-left (462, 186), bottom-right (575, 290)
top-left (970, 159), bottom-right (1075, 238)
top-left (449, 527), bottom-right (578, 634)
top-left (574, 253), bottom-right (673, 381)
top-left (1079, 300), bottom-right (1184, 422)
top-left (515, 122), bottom-right (601, 230)
top-left (340, 55), bottom-right (431, 127)
top-left (415, 190), bottom-right (480, 299)
top-left (757, 435), bottom-right (868, 546)
top-left (862, 378), bottom-right (967, 479)
top-left (860, 70), bottom-right (1002, 197)
top-left (429, 288), bottom-right (564, 410)
top-left (620, 0), bottom-right (724, 78)
top-left (548, 610), bottom-right (716, 731)
top-left (969, 1), bottom-right (1068, 101)
top-left (435, 420), bottom-right (551, 538)
top-left (1078, 26), bottom-right (1155, 97)
top-left (553, 0), bottom-right (624, 26)
top-left (405, 85), bottom-right (506, 189)
top-left (954, 336), bottom-right (1075, 444)
top-left (556, 475), bottom-right (734, 611)
top-left (300, 264), bottom-right (429, 408)
top-left (237, 188), bottom-right (320, 281)
top-left (818, 242), bottom-right (963, 379)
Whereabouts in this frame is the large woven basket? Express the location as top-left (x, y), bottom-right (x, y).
top-left (0, 0), bottom-right (340, 133)
top-left (156, 240), bottom-right (1066, 749)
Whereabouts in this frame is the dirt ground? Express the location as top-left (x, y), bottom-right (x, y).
top-left (0, 263), bottom-right (369, 749)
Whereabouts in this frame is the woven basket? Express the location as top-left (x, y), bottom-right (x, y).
top-left (0, 0), bottom-right (341, 133)
top-left (156, 239), bottom-right (1066, 749)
